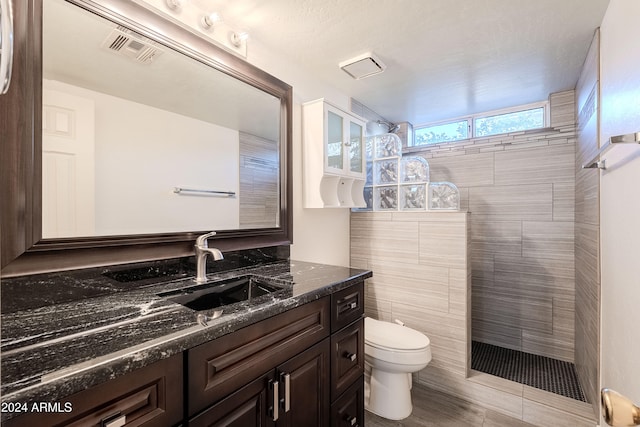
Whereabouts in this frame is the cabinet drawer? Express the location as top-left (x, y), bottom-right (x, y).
top-left (188, 297), bottom-right (330, 416)
top-left (4, 354), bottom-right (183, 427)
top-left (331, 376), bottom-right (364, 427)
top-left (331, 282), bottom-right (363, 333)
top-left (330, 318), bottom-right (364, 400)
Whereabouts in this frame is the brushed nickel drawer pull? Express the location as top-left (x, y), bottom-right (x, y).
top-left (283, 373), bottom-right (291, 412)
top-left (102, 413), bottom-right (125, 427)
top-left (269, 380), bottom-right (279, 421)
top-left (344, 352), bottom-right (357, 362)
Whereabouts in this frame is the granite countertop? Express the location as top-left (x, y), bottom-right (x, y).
top-left (0, 258), bottom-right (371, 418)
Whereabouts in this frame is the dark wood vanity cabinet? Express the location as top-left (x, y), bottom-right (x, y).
top-left (189, 281), bottom-right (365, 427)
top-left (2, 281), bottom-right (365, 427)
top-left (4, 354), bottom-right (183, 427)
top-left (187, 297), bottom-right (331, 426)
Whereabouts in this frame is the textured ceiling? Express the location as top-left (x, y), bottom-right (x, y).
top-left (192, 0), bottom-right (610, 125)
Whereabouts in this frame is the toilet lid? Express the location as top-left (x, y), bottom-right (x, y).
top-left (365, 317), bottom-right (430, 350)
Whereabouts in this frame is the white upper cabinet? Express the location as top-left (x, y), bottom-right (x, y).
top-left (325, 105), bottom-right (365, 177)
top-left (303, 99), bottom-right (367, 208)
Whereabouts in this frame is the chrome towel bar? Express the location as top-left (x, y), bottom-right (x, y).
top-left (582, 132), bottom-right (640, 170)
top-left (173, 187), bottom-right (236, 197)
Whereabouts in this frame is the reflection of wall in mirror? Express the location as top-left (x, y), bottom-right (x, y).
top-left (43, 79), bottom-right (240, 237)
top-left (239, 132), bottom-right (279, 229)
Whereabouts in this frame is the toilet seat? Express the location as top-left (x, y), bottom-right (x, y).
top-left (365, 317), bottom-right (430, 351)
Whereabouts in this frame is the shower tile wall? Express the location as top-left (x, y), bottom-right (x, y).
top-left (406, 91), bottom-right (577, 362)
top-left (574, 30), bottom-right (601, 415)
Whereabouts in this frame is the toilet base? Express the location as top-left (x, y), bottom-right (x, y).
top-left (365, 367), bottom-right (413, 420)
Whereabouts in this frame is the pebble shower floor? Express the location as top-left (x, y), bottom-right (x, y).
top-left (471, 341), bottom-right (587, 402)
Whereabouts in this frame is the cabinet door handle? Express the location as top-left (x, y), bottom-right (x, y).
top-left (344, 352), bottom-right (357, 362)
top-left (269, 380), bottom-right (279, 421)
top-left (102, 413), bottom-right (126, 427)
top-left (0, 0), bottom-right (15, 94)
top-left (346, 415), bottom-right (358, 426)
top-left (345, 301), bottom-right (357, 310)
top-left (282, 373), bottom-right (291, 412)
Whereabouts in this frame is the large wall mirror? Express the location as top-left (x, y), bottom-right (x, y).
top-left (0, 0), bottom-right (292, 276)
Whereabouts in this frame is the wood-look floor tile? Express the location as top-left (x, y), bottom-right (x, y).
top-left (364, 384), bottom-right (535, 427)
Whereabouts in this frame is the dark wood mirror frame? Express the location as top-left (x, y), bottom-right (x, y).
top-left (0, 0), bottom-right (293, 277)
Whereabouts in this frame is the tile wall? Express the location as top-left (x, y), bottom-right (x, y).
top-left (574, 30), bottom-right (601, 415)
top-left (350, 211), bottom-right (471, 378)
top-left (350, 210), bottom-right (595, 426)
top-left (404, 91), bottom-right (578, 362)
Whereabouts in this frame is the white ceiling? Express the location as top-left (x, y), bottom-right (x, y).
top-left (192, 0), bottom-right (610, 125)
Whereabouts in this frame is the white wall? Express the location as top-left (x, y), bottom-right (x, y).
top-left (599, 0), bottom-right (640, 415)
top-left (44, 79), bottom-right (240, 235)
top-left (246, 41), bottom-right (354, 267)
top-left (133, 2), bottom-right (354, 267)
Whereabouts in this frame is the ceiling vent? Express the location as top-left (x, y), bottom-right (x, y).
top-left (339, 52), bottom-right (386, 80)
top-left (101, 26), bottom-right (163, 64)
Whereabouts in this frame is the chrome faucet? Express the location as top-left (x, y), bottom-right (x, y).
top-left (194, 231), bottom-right (224, 284)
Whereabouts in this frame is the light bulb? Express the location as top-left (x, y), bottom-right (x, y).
top-left (201, 12), bottom-right (222, 30)
top-left (165, 0), bottom-right (184, 11)
top-left (230, 31), bottom-right (249, 47)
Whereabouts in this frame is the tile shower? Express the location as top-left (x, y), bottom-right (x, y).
top-left (351, 90), bottom-right (598, 426)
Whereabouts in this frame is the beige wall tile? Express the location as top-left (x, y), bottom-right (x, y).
top-left (473, 289), bottom-right (553, 334)
top-left (471, 220), bottom-right (522, 256)
top-left (418, 152), bottom-right (495, 187)
top-left (522, 221), bottom-right (574, 261)
top-left (419, 221), bottom-right (467, 269)
top-left (523, 399), bottom-right (595, 427)
top-left (553, 181), bottom-right (575, 221)
top-left (523, 386), bottom-right (595, 420)
top-left (469, 184), bottom-right (553, 221)
top-left (351, 217), bottom-right (420, 264)
top-left (494, 144), bottom-right (574, 186)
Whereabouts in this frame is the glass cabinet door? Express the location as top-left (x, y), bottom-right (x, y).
top-left (349, 120), bottom-right (363, 174)
top-left (326, 110), bottom-right (344, 172)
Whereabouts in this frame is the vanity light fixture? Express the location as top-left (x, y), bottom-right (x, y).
top-left (165, 0), bottom-right (184, 11)
top-left (200, 12), bottom-right (222, 30)
top-left (229, 31), bottom-right (249, 48)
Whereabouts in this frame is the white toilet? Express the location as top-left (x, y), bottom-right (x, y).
top-left (364, 317), bottom-right (432, 420)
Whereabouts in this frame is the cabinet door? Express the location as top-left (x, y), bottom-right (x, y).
top-left (325, 108), bottom-right (345, 174)
top-left (189, 371), bottom-right (276, 427)
top-left (277, 339), bottom-right (330, 427)
top-left (347, 120), bottom-right (364, 177)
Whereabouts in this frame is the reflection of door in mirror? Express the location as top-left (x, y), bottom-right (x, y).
top-left (42, 88), bottom-right (95, 238)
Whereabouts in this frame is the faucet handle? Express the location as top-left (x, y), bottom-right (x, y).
top-left (195, 231), bottom-right (217, 247)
